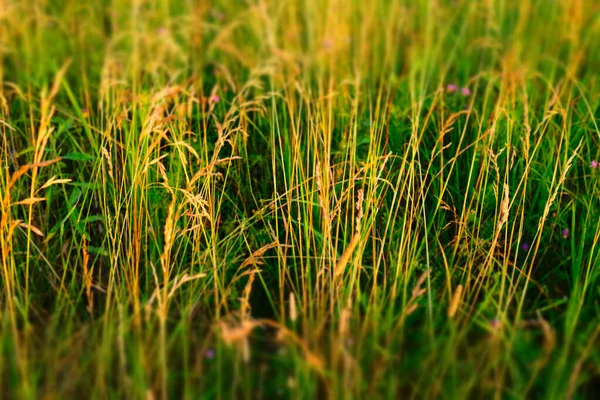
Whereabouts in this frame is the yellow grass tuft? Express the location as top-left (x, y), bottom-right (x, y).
top-left (448, 284), bottom-right (463, 319)
top-left (334, 233), bottom-right (361, 279)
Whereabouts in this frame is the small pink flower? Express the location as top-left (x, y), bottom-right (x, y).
top-left (211, 95), bottom-right (220, 103)
top-left (204, 349), bottom-right (215, 359)
top-left (446, 84), bottom-right (458, 92)
top-left (521, 242), bottom-right (530, 251)
top-left (562, 229), bottom-right (569, 239)
top-left (591, 160), bottom-right (598, 169)
top-left (461, 87), bottom-right (471, 96)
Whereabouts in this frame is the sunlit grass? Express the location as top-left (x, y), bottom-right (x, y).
top-left (1, 0), bottom-right (599, 398)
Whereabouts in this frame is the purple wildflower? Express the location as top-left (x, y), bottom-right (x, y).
top-left (446, 84), bottom-right (458, 92)
top-left (204, 348), bottom-right (215, 359)
top-left (521, 242), bottom-right (530, 251)
top-left (562, 228), bottom-right (569, 239)
top-left (461, 87), bottom-right (471, 96)
top-left (591, 160), bottom-right (598, 169)
top-left (211, 95), bottom-right (220, 103)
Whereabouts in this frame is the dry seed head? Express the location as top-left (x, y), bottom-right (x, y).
top-left (334, 233), bottom-right (361, 278)
top-left (275, 328), bottom-right (286, 343)
top-left (498, 183), bottom-right (510, 228)
top-left (411, 287), bottom-right (427, 298)
top-left (239, 242), bottom-right (279, 270)
top-left (242, 337), bottom-right (250, 363)
top-left (303, 349), bottom-right (324, 371)
top-left (404, 270), bottom-right (431, 318)
top-left (315, 160), bottom-right (331, 227)
top-left (82, 234), bottom-right (93, 313)
top-left (240, 271), bottom-right (256, 318)
top-left (415, 269), bottom-right (430, 288)
top-left (289, 292), bottom-right (297, 322)
top-left (316, 161), bottom-right (323, 194)
top-left (339, 306), bottom-right (350, 337)
top-left (219, 318), bottom-right (258, 346)
top-left (163, 200), bottom-right (175, 249)
top-left (166, 273), bottom-right (206, 299)
top-left (540, 141), bottom-right (582, 225)
top-left (356, 189), bottom-right (364, 231)
top-left (538, 316), bottom-right (556, 353)
top-left (17, 221), bottom-right (44, 237)
top-left (8, 158), bottom-right (61, 191)
top-left (102, 147), bottom-right (114, 180)
top-left (39, 176), bottom-right (72, 191)
top-left (405, 302), bottom-right (418, 316)
top-left (448, 284), bottom-right (463, 318)
top-left (13, 197), bottom-right (46, 206)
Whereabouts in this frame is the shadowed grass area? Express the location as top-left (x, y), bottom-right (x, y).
top-left (1, 0), bottom-right (599, 398)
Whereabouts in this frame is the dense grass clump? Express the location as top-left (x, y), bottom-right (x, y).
top-left (1, 0), bottom-right (599, 398)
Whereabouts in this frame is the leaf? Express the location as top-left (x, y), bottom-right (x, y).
top-left (63, 152), bottom-right (95, 162)
top-left (68, 188), bottom-right (82, 207)
top-left (69, 182), bottom-right (101, 189)
top-left (80, 215), bottom-right (104, 224)
top-left (87, 246), bottom-right (109, 256)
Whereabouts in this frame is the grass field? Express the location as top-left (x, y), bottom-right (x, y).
top-left (1, 0), bottom-right (600, 398)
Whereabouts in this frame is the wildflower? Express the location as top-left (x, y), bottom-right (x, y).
top-left (461, 87), bottom-right (471, 96)
top-left (204, 348), bottom-right (215, 359)
top-left (157, 26), bottom-right (167, 35)
top-left (490, 318), bottom-right (500, 329)
top-left (446, 84), bottom-right (458, 92)
top-left (591, 160), bottom-right (598, 169)
top-left (211, 95), bottom-right (220, 103)
top-left (521, 242), bottom-right (530, 251)
top-left (562, 228), bottom-right (569, 239)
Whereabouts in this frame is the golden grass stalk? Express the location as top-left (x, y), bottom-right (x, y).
top-left (82, 235), bottom-right (93, 314)
top-left (334, 233), bottom-right (361, 279)
top-left (289, 292), bottom-right (297, 323)
top-left (448, 284), bottom-right (463, 319)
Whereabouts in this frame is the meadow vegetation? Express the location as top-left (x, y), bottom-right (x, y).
top-left (1, 0), bottom-right (599, 398)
